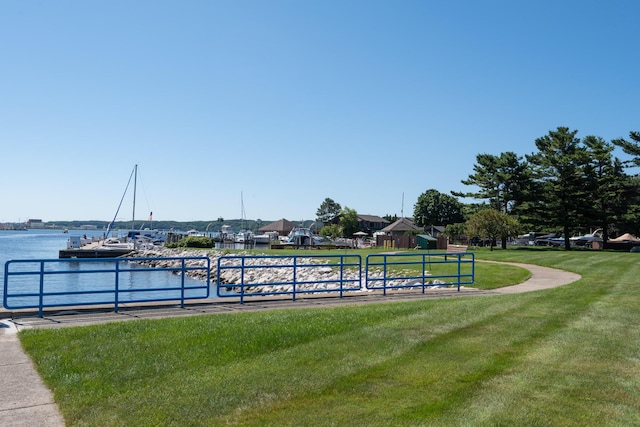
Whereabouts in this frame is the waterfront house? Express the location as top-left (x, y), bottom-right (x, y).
top-left (258, 218), bottom-right (296, 237)
top-left (326, 214), bottom-right (390, 234)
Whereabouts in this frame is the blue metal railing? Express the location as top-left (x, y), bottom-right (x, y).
top-left (4, 252), bottom-right (475, 313)
top-left (216, 254), bottom-right (362, 303)
top-left (3, 256), bottom-right (210, 317)
top-left (365, 252), bottom-right (474, 295)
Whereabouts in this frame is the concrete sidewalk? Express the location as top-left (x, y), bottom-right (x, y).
top-left (0, 320), bottom-right (65, 426)
top-left (481, 261), bottom-right (581, 294)
top-left (0, 262), bottom-right (580, 426)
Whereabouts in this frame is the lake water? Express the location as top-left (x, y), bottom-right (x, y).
top-left (0, 228), bottom-right (211, 308)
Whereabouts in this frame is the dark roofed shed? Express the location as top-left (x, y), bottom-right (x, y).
top-left (259, 218), bottom-right (296, 235)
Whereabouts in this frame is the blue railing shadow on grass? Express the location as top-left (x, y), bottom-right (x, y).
top-left (3, 256), bottom-right (210, 317)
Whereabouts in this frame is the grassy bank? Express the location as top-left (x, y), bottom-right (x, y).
top-left (19, 249), bottom-right (640, 425)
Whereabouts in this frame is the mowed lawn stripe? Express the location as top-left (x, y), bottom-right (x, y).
top-left (18, 249), bottom-right (640, 426)
top-left (229, 287), bottom-right (602, 426)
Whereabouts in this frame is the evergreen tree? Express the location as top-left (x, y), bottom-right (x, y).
top-left (383, 214), bottom-right (398, 223)
top-left (453, 151), bottom-right (533, 246)
top-left (316, 198), bottom-right (342, 224)
top-left (582, 136), bottom-right (628, 242)
top-left (526, 127), bottom-right (590, 250)
top-left (619, 175), bottom-right (640, 236)
top-left (454, 151), bottom-right (531, 214)
top-left (612, 131), bottom-right (640, 167)
top-left (612, 131), bottom-right (640, 235)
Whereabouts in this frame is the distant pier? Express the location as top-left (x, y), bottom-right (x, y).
top-left (58, 239), bottom-right (133, 258)
top-left (58, 248), bottom-right (133, 258)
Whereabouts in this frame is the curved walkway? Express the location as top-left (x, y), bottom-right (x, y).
top-left (479, 260), bottom-right (581, 294)
top-left (0, 261), bottom-right (580, 427)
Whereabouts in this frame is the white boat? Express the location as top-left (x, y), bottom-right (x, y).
top-left (126, 229), bottom-right (166, 245)
top-left (254, 231), bottom-right (278, 244)
top-left (100, 234), bottom-right (157, 250)
top-left (101, 237), bottom-right (135, 250)
top-left (233, 192), bottom-right (254, 244)
top-left (285, 227), bottom-right (327, 246)
top-left (220, 225), bottom-right (235, 242)
top-left (64, 164), bottom-right (158, 255)
top-left (234, 230), bottom-right (254, 243)
top-left (570, 229), bottom-right (603, 246)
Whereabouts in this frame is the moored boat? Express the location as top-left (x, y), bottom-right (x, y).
top-left (234, 230), bottom-right (254, 244)
top-left (254, 231), bottom-right (279, 244)
top-left (285, 227), bottom-right (327, 246)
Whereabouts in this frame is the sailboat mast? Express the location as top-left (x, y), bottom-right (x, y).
top-left (105, 164), bottom-right (136, 238)
top-left (240, 191), bottom-right (244, 230)
top-left (132, 164), bottom-right (137, 231)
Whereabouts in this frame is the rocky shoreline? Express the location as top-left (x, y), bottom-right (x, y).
top-left (129, 247), bottom-right (452, 295)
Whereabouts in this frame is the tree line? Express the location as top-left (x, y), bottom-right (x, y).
top-left (316, 127), bottom-right (640, 250)
top-left (422, 127), bottom-right (640, 250)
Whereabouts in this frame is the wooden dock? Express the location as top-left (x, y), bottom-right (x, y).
top-left (58, 248), bottom-right (133, 258)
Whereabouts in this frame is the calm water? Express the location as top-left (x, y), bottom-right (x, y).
top-left (0, 229), bottom-right (210, 307)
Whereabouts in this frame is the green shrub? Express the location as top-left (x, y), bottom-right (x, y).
top-left (165, 236), bottom-right (214, 248)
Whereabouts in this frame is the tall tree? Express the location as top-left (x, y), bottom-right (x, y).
top-left (582, 136), bottom-right (628, 242)
top-left (319, 223), bottom-right (343, 239)
top-left (340, 207), bottom-right (359, 237)
top-left (454, 151), bottom-right (533, 246)
top-left (619, 175), bottom-right (640, 236)
top-left (454, 151), bottom-right (531, 214)
top-left (526, 127), bottom-right (590, 250)
top-left (414, 189), bottom-right (464, 228)
top-left (612, 131), bottom-right (640, 167)
top-left (612, 131), bottom-right (640, 236)
top-left (316, 198), bottom-right (341, 224)
top-left (465, 209), bottom-right (521, 251)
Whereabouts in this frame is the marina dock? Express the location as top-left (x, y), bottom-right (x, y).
top-left (58, 247), bottom-right (133, 258)
top-left (58, 240), bottom-right (133, 258)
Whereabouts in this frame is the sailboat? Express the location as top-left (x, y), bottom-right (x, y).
top-left (234, 191), bottom-right (254, 244)
top-left (102, 165), bottom-right (160, 250)
top-left (59, 165), bottom-right (155, 258)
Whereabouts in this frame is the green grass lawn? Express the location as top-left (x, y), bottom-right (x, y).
top-left (214, 246), bottom-right (530, 290)
top-left (19, 248), bottom-right (640, 426)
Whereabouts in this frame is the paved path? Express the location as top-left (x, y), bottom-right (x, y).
top-left (0, 262), bottom-right (580, 426)
top-left (479, 260), bottom-right (581, 294)
top-left (0, 319), bottom-right (65, 426)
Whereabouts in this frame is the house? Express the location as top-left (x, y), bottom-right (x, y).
top-left (356, 214), bottom-right (390, 233)
top-left (258, 218), bottom-right (296, 236)
top-left (374, 218), bottom-right (422, 249)
top-left (326, 214), bottom-right (390, 234)
top-left (379, 217), bottom-right (422, 236)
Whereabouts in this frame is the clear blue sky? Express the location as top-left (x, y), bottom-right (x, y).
top-left (2, 1), bottom-right (638, 223)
